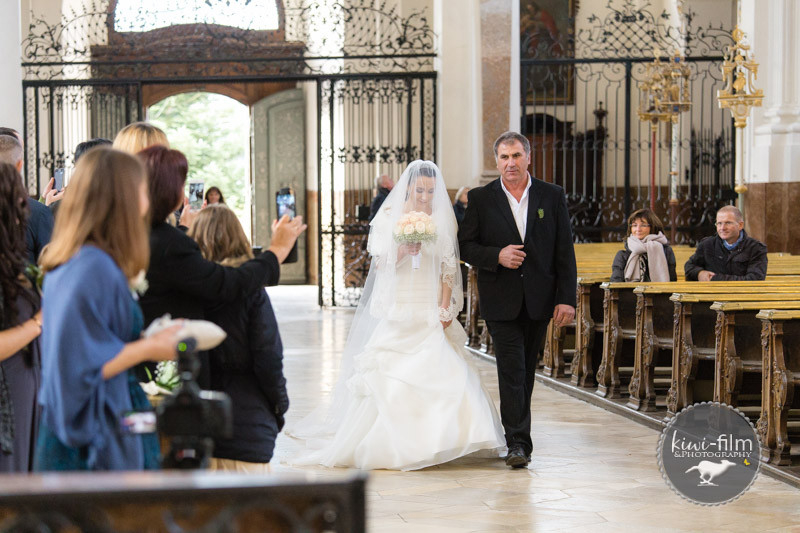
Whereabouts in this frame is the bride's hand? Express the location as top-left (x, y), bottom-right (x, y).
top-left (440, 319), bottom-right (452, 329)
top-left (400, 243), bottom-right (421, 255)
top-left (398, 242), bottom-right (421, 260)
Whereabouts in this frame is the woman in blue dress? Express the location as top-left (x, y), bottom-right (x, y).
top-left (35, 147), bottom-right (181, 471)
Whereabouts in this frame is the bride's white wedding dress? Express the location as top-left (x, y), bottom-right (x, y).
top-left (288, 161), bottom-right (504, 471)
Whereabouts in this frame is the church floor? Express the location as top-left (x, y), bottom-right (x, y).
top-left (268, 286), bottom-right (800, 533)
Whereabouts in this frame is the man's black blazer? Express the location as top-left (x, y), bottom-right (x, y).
top-left (458, 177), bottom-right (577, 322)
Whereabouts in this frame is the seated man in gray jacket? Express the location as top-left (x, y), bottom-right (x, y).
top-left (684, 205), bottom-right (767, 281)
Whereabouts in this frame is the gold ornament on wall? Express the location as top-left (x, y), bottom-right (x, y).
top-left (717, 26), bottom-right (763, 129)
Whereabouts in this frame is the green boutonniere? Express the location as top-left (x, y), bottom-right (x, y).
top-left (537, 208), bottom-right (544, 219)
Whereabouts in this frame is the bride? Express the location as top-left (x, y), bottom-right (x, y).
top-left (288, 160), bottom-right (504, 471)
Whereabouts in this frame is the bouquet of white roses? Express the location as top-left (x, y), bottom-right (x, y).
top-left (394, 211), bottom-right (436, 268)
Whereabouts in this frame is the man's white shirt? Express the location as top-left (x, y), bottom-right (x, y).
top-left (500, 174), bottom-right (532, 241)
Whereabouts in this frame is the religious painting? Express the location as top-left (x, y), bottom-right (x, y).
top-left (521, 0), bottom-right (577, 105)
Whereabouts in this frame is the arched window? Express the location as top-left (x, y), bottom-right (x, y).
top-left (114, 0), bottom-right (280, 32)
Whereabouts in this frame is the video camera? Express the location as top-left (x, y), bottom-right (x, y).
top-left (156, 338), bottom-right (233, 469)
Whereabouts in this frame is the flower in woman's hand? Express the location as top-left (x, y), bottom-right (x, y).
top-left (415, 221), bottom-right (426, 233)
top-left (130, 269), bottom-right (149, 297)
top-left (404, 224), bottom-right (415, 235)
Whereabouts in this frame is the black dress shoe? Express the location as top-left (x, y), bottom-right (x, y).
top-left (505, 446), bottom-right (530, 469)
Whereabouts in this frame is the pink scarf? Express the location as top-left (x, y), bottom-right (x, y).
top-left (624, 232), bottom-right (670, 282)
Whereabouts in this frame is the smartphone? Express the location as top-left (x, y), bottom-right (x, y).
top-left (120, 410), bottom-right (156, 434)
top-left (188, 180), bottom-right (204, 211)
top-left (276, 187), bottom-right (298, 263)
top-left (276, 187), bottom-right (296, 220)
top-left (53, 168), bottom-right (64, 191)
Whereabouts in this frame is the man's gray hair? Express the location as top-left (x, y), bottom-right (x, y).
top-left (717, 204), bottom-right (743, 223)
top-left (375, 174), bottom-right (388, 188)
top-left (0, 135), bottom-right (23, 166)
top-left (493, 131), bottom-right (531, 159)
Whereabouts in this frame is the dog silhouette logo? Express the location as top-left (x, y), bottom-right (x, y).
top-left (685, 459), bottom-right (736, 486)
top-left (658, 402), bottom-right (759, 505)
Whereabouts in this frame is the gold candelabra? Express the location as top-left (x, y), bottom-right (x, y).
top-left (717, 26), bottom-right (763, 129)
top-left (638, 49), bottom-right (691, 240)
top-left (717, 21), bottom-right (763, 210)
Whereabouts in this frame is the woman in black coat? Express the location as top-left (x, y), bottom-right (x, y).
top-left (610, 209), bottom-right (677, 282)
top-left (190, 205), bottom-right (288, 471)
top-left (135, 146), bottom-right (305, 386)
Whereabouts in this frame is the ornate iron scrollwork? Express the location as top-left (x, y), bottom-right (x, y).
top-left (22, 0), bottom-right (437, 80)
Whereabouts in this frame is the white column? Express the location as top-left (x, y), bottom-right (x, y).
top-left (0, 1), bottom-right (23, 131)
top-left (434, 0), bottom-right (484, 188)
top-left (748, 0), bottom-right (800, 184)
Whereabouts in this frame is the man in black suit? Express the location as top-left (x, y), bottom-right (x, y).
top-left (458, 131), bottom-right (577, 468)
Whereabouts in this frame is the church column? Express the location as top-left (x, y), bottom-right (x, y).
top-left (478, 0), bottom-right (515, 183)
top-left (744, 0), bottom-right (800, 253)
top-left (0, 1), bottom-right (23, 131)
top-left (434, 0), bottom-right (483, 189)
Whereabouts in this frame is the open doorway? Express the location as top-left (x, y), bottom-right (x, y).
top-left (148, 92), bottom-right (252, 239)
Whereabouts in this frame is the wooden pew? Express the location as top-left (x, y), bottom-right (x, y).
top-left (596, 282), bottom-right (800, 407)
top-left (596, 281), bottom-right (647, 399)
top-left (566, 247), bottom-right (695, 389)
top-left (668, 292), bottom-right (800, 420)
top-left (757, 309), bottom-right (800, 465)
top-left (711, 300), bottom-right (800, 406)
top-left (0, 471), bottom-right (367, 532)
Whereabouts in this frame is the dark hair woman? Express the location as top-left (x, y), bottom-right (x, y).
top-left (205, 186), bottom-right (225, 205)
top-left (136, 145), bottom-right (305, 387)
top-left (0, 163), bottom-right (42, 472)
top-left (610, 208), bottom-right (677, 282)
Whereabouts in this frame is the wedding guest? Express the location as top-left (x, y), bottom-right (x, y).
top-left (684, 205), bottom-right (767, 281)
top-left (610, 208), bottom-right (677, 282)
top-left (0, 132), bottom-right (53, 264)
top-left (43, 138), bottom-right (114, 217)
top-left (189, 205), bottom-right (288, 472)
top-left (35, 147), bottom-right (181, 471)
top-left (75, 138), bottom-right (112, 162)
top-left (453, 186), bottom-right (470, 225)
top-left (136, 145), bottom-right (305, 387)
top-left (368, 174), bottom-right (393, 221)
top-left (112, 122), bottom-right (169, 154)
top-left (205, 186), bottom-right (225, 205)
top-left (0, 163), bottom-right (42, 472)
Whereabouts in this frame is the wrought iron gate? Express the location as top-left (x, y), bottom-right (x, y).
top-left (520, 1), bottom-right (736, 244)
top-left (317, 74), bottom-right (436, 306)
top-left (20, 0), bottom-right (436, 308)
top-left (22, 81), bottom-right (142, 192)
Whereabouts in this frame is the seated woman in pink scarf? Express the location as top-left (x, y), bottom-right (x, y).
top-left (610, 209), bottom-right (677, 282)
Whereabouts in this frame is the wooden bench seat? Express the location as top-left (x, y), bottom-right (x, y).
top-left (669, 295), bottom-right (800, 421)
top-left (595, 281), bottom-right (800, 410)
top-left (755, 309), bottom-right (800, 465)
